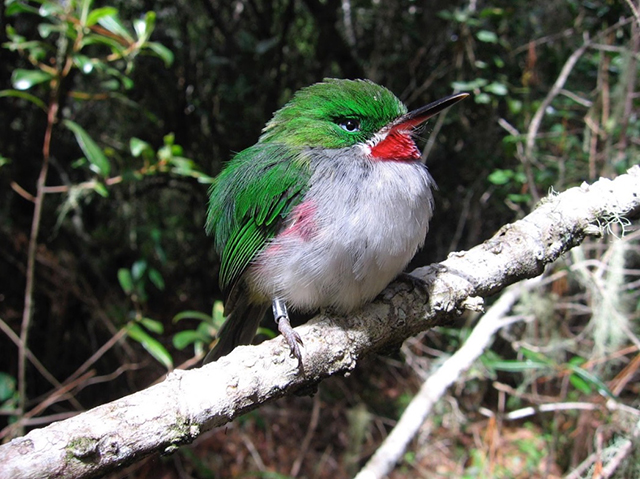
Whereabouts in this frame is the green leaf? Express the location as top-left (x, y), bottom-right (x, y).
top-left (11, 69), bottom-right (53, 91)
top-left (37, 22), bottom-right (63, 39)
top-left (257, 327), bottom-right (276, 339)
top-left (568, 374), bottom-right (592, 395)
top-left (474, 92), bottom-right (491, 104)
top-left (507, 193), bottom-right (531, 203)
top-left (127, 324), bottom-right (173, 369)
top-left (484, 82), bottom-right (508, 96)
top-left (476, 30), bottom-right (498, 43)
top-left (80, 33), bottom-right (126, 55)
top-left (507, 98), bottom-right (522, 114)
top-left (451, 78), bottom-right (488, 91)
top-left (62, 120), bottom-right (111, 176)
top-left (163, 133), bottom-right (175, 146)
top-left (100, 79), bottom-right (121, 91)
top-left (130, 137), bottom-right (153, 157)
top-left (92, 181), bottom-right (109, 197)
top-left (117, 268), bottom-right (134, 294)
top-left (196, 321), bottom-right (216, 337)
top-left (212, 300), bottom-right (225, 323)
top-left (148, 268), bottom-right (165, 290)
top-left (173, 310), bottom-right (214, 323)
top-left (104, 66), bottom-right (134, 90)
top-left (480, 7), bottom-right (504, 18)
top-left (195, 172), bottom-right (216, 184)
top-left (0, 373), bottom-right (16, 403)
top-left (0, 155), bottom-right (11, 169)
top-left (79, 0), bottom-right (92, 26)
top-left (38, 2), bottom-right (65, 17)
top-left (519, 348), bottom-right (553, 364)
top-left (146, 42), bottom-right (174, 67)
top-left (133, 11), bottom-right (155, 44)
top-left (140, 317), bottom-right (164, 334)
top-left (6, 1), bottom-right (39, 15)
top-left (169, 156), bottom-right (195, 170)
top-left (73, 55), bottom-right (95, 74)
top-left (567, 363), bottom-right (615, 399)
top-left (131, 259), bottom-right (147, 281)
top-left (172, 330), bottom-right (207, 350)
top-left (487, 169), bottom-right (513, 185)
top-left (86, 6), bottom-right (118, 26)
top-left (97, 13), bottom-right (134, 43)
top-left (256, 37), bottom-right (278, 55)
top-left (0, 89), bottom-right (46, 111)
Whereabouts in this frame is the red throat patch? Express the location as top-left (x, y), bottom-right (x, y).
top-left (370, 130), bottom-right (421, 161)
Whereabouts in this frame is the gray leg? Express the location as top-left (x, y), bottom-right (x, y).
top-left (272, 298), bottom-right (303, 366)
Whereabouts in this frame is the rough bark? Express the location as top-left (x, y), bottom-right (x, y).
top-left (1, 167), bottom-right (639, 479)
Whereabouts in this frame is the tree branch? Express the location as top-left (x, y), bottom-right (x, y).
top-left (1, 167), bottom-right (639, 479)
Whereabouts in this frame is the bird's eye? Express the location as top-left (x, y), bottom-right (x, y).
top-left (338, 118), bottom-right (360, 132)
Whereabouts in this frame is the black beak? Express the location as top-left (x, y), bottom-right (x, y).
top-left (392, 92), bottom-right (469, 130)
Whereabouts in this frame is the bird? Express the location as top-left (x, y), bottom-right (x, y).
top-left (203, 78), bottom-right (467, 365)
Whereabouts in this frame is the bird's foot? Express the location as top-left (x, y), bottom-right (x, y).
top-left (272, 298), bottom-right (304, 371)
top-left (397, 272), bottom-right (430, 298)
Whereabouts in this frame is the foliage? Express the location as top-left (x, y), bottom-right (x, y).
top-left (0, 0), bottom-right (214, 427)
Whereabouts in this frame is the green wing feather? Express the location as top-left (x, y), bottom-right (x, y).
top-left (206, 143), bottom-right (310, 293)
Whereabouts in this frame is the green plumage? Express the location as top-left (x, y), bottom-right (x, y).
top-left (261, 79), bottom-right (407, 147)
top-left (205, 143), bottom-right (310, 293)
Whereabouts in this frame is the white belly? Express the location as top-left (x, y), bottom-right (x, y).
top-left (246, 148), bottom-right (434, 313)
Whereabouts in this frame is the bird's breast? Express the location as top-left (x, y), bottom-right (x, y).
top-left (247, 148), bottom-right (435, 312)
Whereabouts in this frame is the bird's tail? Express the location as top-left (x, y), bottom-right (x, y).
top-left (203, 297), bottom-right (267, 364)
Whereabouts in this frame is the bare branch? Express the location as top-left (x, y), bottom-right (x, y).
top-left (1, 167), bottom-right (639, 479)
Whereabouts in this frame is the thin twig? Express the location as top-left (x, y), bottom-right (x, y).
top-left (0, 317), bottom-right (63, 393)
top-left (421, 106), bottom-right (451, 162)
top-left (291, 393), bottom-right (322, 477)
top-left (624, 0), bottom-right (640, 28)
top-left (239, 432), bottom-right (267, 472)
top-left (511, 28), bottom-right (575, 56)
top-left (63, 327), bottom-right (129, 385)
top-left (9, 182), bottom-right (36, 202)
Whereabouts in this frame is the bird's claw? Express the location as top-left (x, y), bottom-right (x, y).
top-left (273, 297), bottom-right (304, 371)
top-left (276, 315), bottom-right (304, 366)
top-left (397, 272), bottom-right (430, 297)
top-left (279, 318), bottom-right (304, 372)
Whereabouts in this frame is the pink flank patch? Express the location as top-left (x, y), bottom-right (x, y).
top-left (256, 201), bottom-right (316, 266)
top-left (281, 200), bottom-right (317, 241)
top-left (370, 129), bottom-right (420, 161)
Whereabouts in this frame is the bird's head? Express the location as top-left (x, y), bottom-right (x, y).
top-left (259, 78), bottom-right (467, 161)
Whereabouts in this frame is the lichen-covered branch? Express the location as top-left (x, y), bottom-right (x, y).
top-left (1, 167), bottom-right (639, 479)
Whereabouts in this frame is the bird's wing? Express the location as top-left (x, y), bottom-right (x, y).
top-left (206, 143), bottom-right (310, 293)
